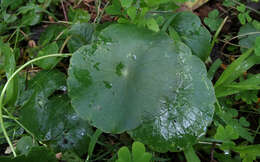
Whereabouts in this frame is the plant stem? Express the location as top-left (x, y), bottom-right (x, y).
top-left (0, 53), bottom-right (72, 157)
top-left (208, 16), bottom-right (228, 60)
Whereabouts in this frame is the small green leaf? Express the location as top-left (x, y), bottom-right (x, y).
top-left (117, 147), bottom-right (131, 162)
top-left (68, 23), bottom-right (94, 53)
top-left (204, 9), bottom-right (223, 31)
top-left (168, 26), bottom-right (181, 42)
top-left (237, 4), bottom-right (246, 13)
top-left (116, 142), bottom-right (152, 162)
top-left (105, 0), bottom-right (122, 15)
top-left (238, 13), bottom-right (246, 25)
top-left (120, 0), bottom-right (133, 9)
top-left (16, 136), bottom-right (37, 156)
top-left (34, 42), bottom-right (61, 69)
top-left (239, 117), bottom-right (250, 127)
top-left (132, 142), bottom-right (145, 161)
top-left (245, 12), bottom-right (252, 23)
top-left (68, 7), bottom-right (90, 23)
top-left (127, 6), bottom-right (137, 20)
top-left (146, 17), bottom-right (160, 32)
top-left (215, 125), bottom-right (239, 141)
top-left (39, 24), bottom-right (66, 47)
top-left (254, 36), bottom-right (260, 56)
top-left (233, 145), bottom-right (260, 162)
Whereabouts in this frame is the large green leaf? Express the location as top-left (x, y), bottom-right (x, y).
top-left (171, 12), bottom-right (211, 61)
top-left (18, 70), bottom-right (93, 155)
top-left (67, 24), bottom-right (215, 151)
top-left (129, 44), bottom-right (216, 152)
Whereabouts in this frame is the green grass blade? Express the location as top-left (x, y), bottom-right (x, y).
top-left (207, 58), bottom-right (222, 80)
top-left (215, 48), bottom-right (255, 88)
top-left (184, 146), bottom-right (201, 162)
top-left (86, 129), bottom-right (103, 162)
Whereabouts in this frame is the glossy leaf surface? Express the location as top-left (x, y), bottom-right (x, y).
top-left (171, 12), bottom-right (211, 61)
top-left (19, 70), bottom-right (92, 155)
top-left (67, 24), bottom-right (216, 151)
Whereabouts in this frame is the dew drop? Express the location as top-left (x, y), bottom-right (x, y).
top-left (132, 55), bottom-right (137, 60)
top-left (224, 150), bottom-right (230, 155)
top-left (45, 131), bottom-right (51, 140)
top-left (71, 115), bottom-right (77, 120)
top-left (60, 86), bottom-right (67, 92)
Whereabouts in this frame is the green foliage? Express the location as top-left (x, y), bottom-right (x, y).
top-left (105, 0), bottom-right (189, 32)
top-left (18, 70), bottom-right (93, 155)
top-left (215, 107), bottom-right (254, 143)
top-left (238, 22), bottom-right (260, 53)
top-left (0, 146), bottom-right (58, 162)
top-left (254, 36), bottom-right (260, 56)
top-left (204, 9), bottom-right (223, 32)
top-left (183, 146), bottom-right (200, 162)
top-left (68, 24), bottom-right (216, 152)
top-left (236, 4), bottom-right (252, 25)
top-left (16, 136), bottom-right (37, 155)
top-left (214, 48), bottom-right (260, 97)
top-left (0, 0), bottom-right (260, 161)
top-left (67, 23), bottom-right (94, 53)
top-left (34, 42), bottom-right (61, 69)
top-left (0, 39), bottom-right (18, 105)
top-left (170, 11), bottom-right (211, 61)
top-left (68, 7), bottom-right (90, 23)
top-left (116, 142), bottom-right (152, 162)
top-left (233, 145), bottom-right (260, 162)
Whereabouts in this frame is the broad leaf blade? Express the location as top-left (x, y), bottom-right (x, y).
top-left (171, 12), bottom-right (211, 61)
top-left (18, 70), bottom-right (93, 155)
top-left (67, 24), bottom-right (216, 151)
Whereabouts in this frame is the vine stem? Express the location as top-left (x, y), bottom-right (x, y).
top-left (0, 53), bottom-right (72, 157)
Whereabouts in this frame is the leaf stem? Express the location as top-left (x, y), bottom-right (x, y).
top-left (0, 53), bottom-right (72, 157)
top-left (208, 16), bottom-right (228, 60)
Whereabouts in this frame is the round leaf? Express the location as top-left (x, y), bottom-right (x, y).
top-left (129, 53), bottom-right (216, 152)
top-left (67, 24), bottom-right (216, 150)
top-left (171, 12), bottom-right (211, 61)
